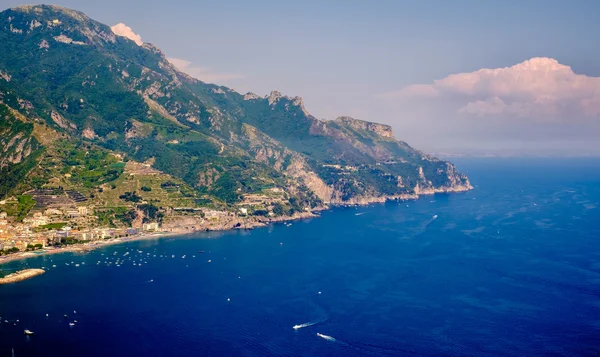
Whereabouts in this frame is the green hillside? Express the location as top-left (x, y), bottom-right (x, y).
top-left (0, 5), bottom-right (471, 220)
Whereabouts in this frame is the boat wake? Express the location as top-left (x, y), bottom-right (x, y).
top-left (293, 316), bottom-right (329, 330)
top-left (293, 321), bottom-right (318, 330)
top-left (354, 212), bottom-right (365, 216)
top-left (316, 333), bottom-right (337, 342)
top-left (425, 214), bottom-right (438, 226)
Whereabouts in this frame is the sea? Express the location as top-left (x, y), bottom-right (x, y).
top-left (1, 158), bottom-right (600, 356)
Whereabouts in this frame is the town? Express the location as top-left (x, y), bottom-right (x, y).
top-left (0, 185), bottom-right (314, 260)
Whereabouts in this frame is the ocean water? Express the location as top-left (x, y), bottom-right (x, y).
top-left (1, 158), bottom-right (600, 356)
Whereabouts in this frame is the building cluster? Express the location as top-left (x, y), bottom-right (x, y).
top-left (0, 205), bottom-right (161, 254)
top-left (0, 194), bottom-right (246, 256)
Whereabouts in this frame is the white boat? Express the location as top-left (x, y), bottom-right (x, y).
top-left (69, 322), bottom-right (75, 327)
top-left (433, 215), bottom-right (438, 219)
top-left (24, 329), bottom-right (34, 335)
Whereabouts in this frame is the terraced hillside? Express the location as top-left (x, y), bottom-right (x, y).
top-left (0, 5), bottom-right (471, 225)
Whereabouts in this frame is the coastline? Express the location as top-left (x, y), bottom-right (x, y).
top-left (0, 210), bottom-right (320, 267)
top-left (0, 231), bottom-right (183, 267)
top-left (0, 187), bottom-right (471, 267)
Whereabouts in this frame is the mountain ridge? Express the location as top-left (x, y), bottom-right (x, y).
top-left (0, 4), bottom-right (471, 229)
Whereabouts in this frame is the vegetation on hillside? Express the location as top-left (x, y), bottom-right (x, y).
top-left (0, 4), bottom-right (470, 221)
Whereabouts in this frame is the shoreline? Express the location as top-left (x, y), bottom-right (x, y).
top-left (0, 188), bottom-right (472, 267)
top-left (0, 210), bottom-right (320, 267)
top-left (0, 231), bottom-right (186, 267)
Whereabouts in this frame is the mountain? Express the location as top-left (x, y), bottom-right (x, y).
top-left (0, 5), bottom-right (470, 226)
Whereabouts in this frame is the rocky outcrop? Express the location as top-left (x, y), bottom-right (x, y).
top-left (335, 116), bottom-right (394, 138)
top-left (267, 90), bottom-right (282, 106)
top-left (50, 111), bottom-right (76, 131)
top-left (329, 193), bottom-right (419, 206)
top-left (0, 70), bottom-right (10, 82)
top-left (53, 34), bottom-right (86, 45)
top-left (243, 92), bottom-right (261, 100)
top-left (82, 127), bottom-right (97, 139)
top-left (0, 129), bottom-right (38, 168)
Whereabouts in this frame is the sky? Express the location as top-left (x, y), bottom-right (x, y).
top-left (2, 0), bottom-right (600, 156)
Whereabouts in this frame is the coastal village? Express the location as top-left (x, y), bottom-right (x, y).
top-left (0, 181), bottom-right (314, 263)
top-left (0, 195), bottom-right (196, 256)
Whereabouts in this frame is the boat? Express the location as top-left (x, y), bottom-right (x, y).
top-left (24, 329), bottom-right (34, 335)
top-left (69, 322), bottom-right (75, 327)
top-left (433, 215), bottom-right (438, 219)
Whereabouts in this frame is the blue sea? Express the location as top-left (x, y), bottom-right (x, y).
top-left (1, 158), bottom-right (600, 356)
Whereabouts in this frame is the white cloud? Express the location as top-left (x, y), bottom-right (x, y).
top-left (111, 23), bottom-right (143, 46)
top-left (168, 58), bottom-right (245, 84)
top-left (381, 57), bottom-right (600, 119)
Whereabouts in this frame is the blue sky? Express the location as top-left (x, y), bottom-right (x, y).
top-left (2, 0), bottom-right (600, 155)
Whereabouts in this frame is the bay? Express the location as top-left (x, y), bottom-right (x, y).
top-left (1, 158), bottom-right (600, 356)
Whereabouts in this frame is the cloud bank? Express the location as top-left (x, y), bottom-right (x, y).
top-left (382, 57), bottom-right (600, 120)
top-left (168, 58), bottom-right (245, 84)
top-left (111, 23), bottom-right (143, 46)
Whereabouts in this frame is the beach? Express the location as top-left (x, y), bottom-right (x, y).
top-left (0, 210), bottom-right (320, 267)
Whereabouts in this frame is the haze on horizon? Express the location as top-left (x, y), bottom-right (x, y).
top-left (2, 0), bottom-right (599, 157)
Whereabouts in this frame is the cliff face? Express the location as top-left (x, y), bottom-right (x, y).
top-left (0, 4), bottom-right (471, 209)
top-left (334, 117), bottom-right (394, 138)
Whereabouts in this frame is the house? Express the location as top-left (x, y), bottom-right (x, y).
top-left (44, 208), bottom-right (62, 216)
top-left (142, 222), bottom-right (159, 232)
top-left (203, 210), bottom-right (228, 220)
top-left (65, 209), bottom-right (80, 218)
top-left (113, 229), bottom-right (128, 237)
top-left (14, 241), bottom-right (26, 251)
top-left (100, 229), bottom-right (114, 239)
top-left (30, 238), bottom-right (46, 248)
top-left (24, 213), bottom-right (49, 227)
top-left (56, 230), bottom-right (69, 239)
top-left (81, 232), bottom-right (95, 241)
top-left (78, 206), bottom-right (89, 216)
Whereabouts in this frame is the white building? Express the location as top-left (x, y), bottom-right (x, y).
top-left (203, 210), bottom-right (228, 219)
top-left (44, 208), bottom-right (62, 216)
top-left (142, 222), bottom-right (159, 232)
